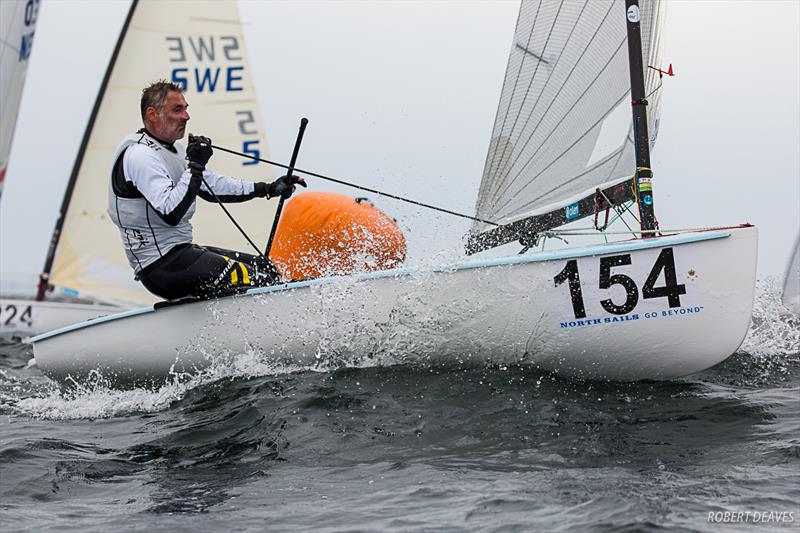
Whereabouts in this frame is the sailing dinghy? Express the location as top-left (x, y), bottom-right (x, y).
top-left (1, 0), bottom-right (274, 334)
top-left (31, 0), bottom-right (758, 385)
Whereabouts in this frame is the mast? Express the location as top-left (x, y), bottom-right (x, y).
top-left (624, 0), bottom-right (657, 236)
top-left (36, 0), bottom-right (139, 300)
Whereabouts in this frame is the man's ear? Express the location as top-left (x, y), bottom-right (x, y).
top-left (144, 106), bottom-right (158, 126)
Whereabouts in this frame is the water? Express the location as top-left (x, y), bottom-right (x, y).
top-left (1, 282), bottom-right (798, 532)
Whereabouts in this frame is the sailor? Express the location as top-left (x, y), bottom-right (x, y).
top-left (108, 80), bottom-right (305, 301)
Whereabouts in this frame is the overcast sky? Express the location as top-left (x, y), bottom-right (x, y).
top-left (1, 0), bottom-right (798, 291)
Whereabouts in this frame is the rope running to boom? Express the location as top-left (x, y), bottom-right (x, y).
top-left (211, 143), bottom-right (500, 227)
top-left (209, 143), bottom-right (683, 251)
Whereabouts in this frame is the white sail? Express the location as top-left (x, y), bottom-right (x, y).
top-left (47, 0), bottom-right (274, 305)
top-left (783, 232), bottom-right (800, 314)
top-left (0, 0), bottom-right (38, 198)
top-left (472, 0), bottom-right (665, 232)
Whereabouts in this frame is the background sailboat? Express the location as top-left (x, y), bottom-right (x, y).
top-left (0, 0), bottom-right (38, 197)
top-left (0, 0), bottom-right (274, 334)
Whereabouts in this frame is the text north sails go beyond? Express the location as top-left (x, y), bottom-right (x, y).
top-left (559, 306), bottom-right (705, 329)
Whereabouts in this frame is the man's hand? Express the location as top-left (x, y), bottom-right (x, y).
top-left (186, 134), bottom-right (213, 169)
top-left (262, 174), bottom-right (307, 200)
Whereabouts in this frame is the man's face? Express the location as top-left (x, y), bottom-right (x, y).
top-left (148, 91), bottom-right (190, 143)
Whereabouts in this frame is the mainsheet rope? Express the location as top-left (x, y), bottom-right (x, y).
top-left (210, 143), bottom-right (500, 227)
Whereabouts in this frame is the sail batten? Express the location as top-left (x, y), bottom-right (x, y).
top-left (471, 0), bottom-right (665, 245)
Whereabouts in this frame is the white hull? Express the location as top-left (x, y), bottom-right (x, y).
top-left (0, 298), bottom-right (122, 337)
top-left (32, 227), bottom-right (758, 385)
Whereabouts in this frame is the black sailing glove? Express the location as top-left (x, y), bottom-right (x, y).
top-left (186, 134), bottom-right (213, 172)
top-left (255, 174), bottom-right (307, 200)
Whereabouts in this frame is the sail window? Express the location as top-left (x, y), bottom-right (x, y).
top-left (586, 97), bottom-right (631, 169)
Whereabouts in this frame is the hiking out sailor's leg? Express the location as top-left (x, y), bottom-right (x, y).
top-left (202, 245), bottom-right (280, 286)
top-left (139, 244), bottom-right (255, 300)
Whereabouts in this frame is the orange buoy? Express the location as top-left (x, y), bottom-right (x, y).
top-left (270, 191), bottom-right (407, 281)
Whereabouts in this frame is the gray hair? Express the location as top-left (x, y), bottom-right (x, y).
top-left (140, 80), bottom-right (184, 122)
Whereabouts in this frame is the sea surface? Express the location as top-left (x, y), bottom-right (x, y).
top-left (1, 281), bottom-right (798, 532)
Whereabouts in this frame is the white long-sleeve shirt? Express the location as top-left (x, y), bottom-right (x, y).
top-left (107, 130), bottom-right (259, 273)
